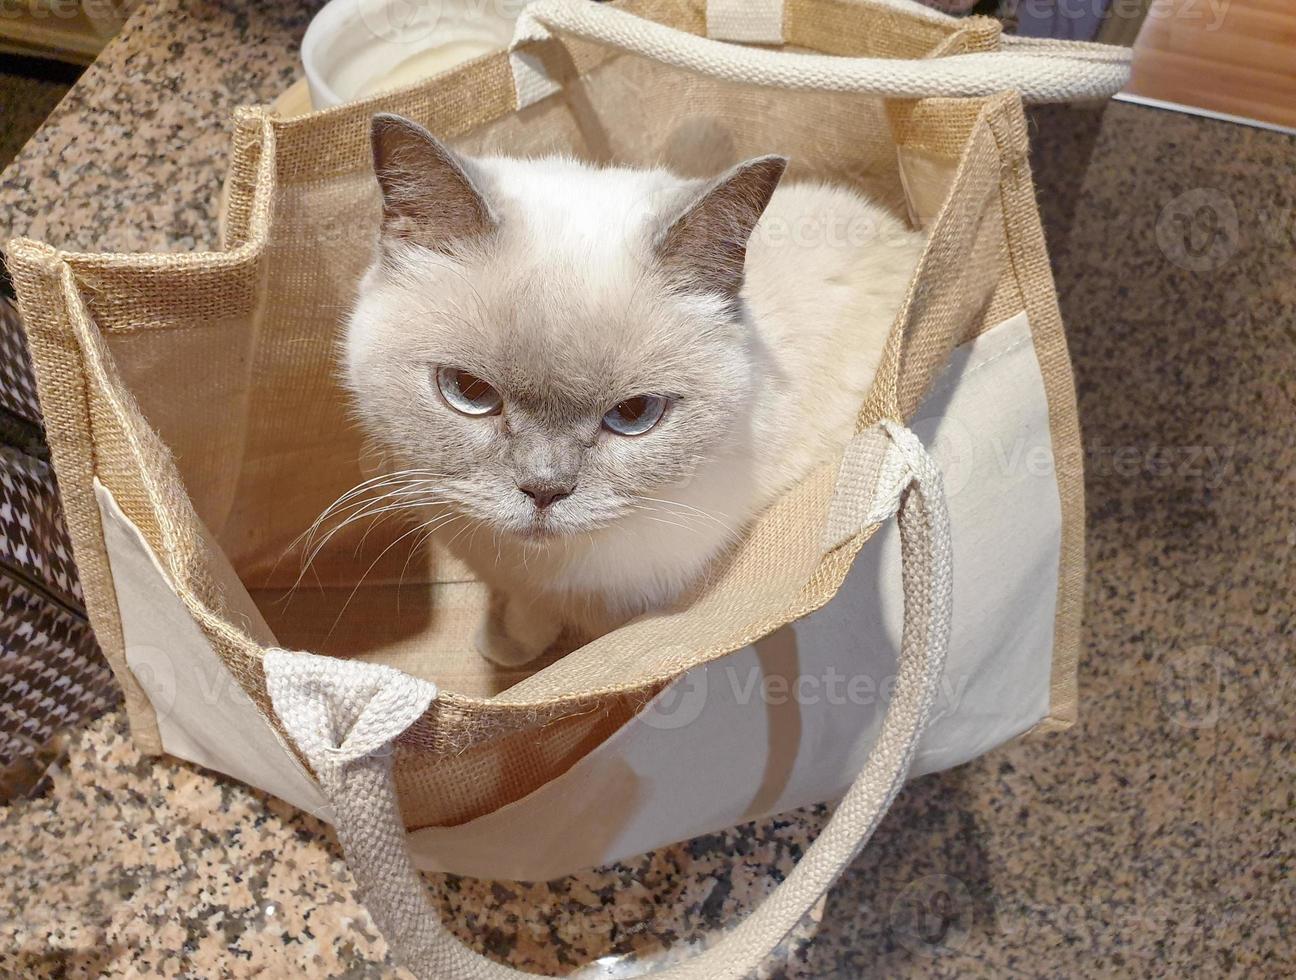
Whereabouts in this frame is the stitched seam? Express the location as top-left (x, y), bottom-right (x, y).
top-left (920, 332), bottom-right (1032, 403)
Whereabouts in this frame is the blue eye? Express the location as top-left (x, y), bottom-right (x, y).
top-left (603, 395), bottom-right (669, 436)
top-left (436, 366), bottom-right (502, 416)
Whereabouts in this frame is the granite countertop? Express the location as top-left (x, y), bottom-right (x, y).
top-left (0, 1), bottom-right (317, 253)
top-left (2, 2), bottom-right (1293, 977)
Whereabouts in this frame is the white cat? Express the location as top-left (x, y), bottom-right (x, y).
top-left (343, 113), bottom-right (925, 667)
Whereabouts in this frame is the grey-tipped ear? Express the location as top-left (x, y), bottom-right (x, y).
top-left (371, 113), bottom-right (496, 252)
top-left (656, 155), bottom-right (788, 304)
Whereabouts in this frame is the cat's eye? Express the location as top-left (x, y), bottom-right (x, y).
top-left (435, 366), bottom-right (502, 417)
top-left (603, 395), bottom-right (669, 436)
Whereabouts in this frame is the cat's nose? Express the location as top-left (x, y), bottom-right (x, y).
top-left (518, 482), bottom-right (574, 511)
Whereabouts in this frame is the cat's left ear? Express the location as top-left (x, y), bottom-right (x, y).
top-left (370, 113), bottom-right (497, 252)
top-left (656, 155), bottom-right (788, 304)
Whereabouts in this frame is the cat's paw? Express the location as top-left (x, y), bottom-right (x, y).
top-left (473, 617), bottom-right (542, 668)
top-left (473, 599), bottom-right (562, 668)
top-left (471, 588), bottom-right (562, 663)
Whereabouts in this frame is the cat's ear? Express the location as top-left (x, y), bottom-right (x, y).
top-left (656, 155), bottom-right (788, 304)
top-left (371, 113), bottom-right (497, 252)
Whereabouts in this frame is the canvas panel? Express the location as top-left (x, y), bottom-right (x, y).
top-left (94, 480), bottom-right (328, 818)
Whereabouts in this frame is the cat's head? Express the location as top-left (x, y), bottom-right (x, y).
top-left (344, 113), bottom-right (785, 543)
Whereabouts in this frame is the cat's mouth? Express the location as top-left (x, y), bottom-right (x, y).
top-left (487, 505), bottom-right (571, 542)
top-left (516, 519), bottom-right (561, 541)
top-left (503, 506), bottom-right (618, 543)
top-left (469, 493), bottom-right (629, 542)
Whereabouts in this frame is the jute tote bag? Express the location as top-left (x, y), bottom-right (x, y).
top-left (7, 0), bottom-right (1129, 973)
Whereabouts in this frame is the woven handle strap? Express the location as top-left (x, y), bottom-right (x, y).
top-left (508, 0), bottom-right (1132, 109)
top-left (265, 420), bottom-right (952, 979)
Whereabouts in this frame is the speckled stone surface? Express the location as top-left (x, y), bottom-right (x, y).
top-left (0, 1), bottom-right (320, 252)
top-left (1, 2), bottom-right (1293, 977)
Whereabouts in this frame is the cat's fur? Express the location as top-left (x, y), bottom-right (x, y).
top-left (344, 114), bottom-right (925, 666)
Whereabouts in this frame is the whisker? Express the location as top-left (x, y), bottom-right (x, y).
top-left (287, 470), bottom-right (455, 562)
top-left (287, 483), bottom-right (463, 594)
top-left (325, 516), bottom-right (454, 640)
top-left (638, 515), bottom-right (698, 535)
top-left (302, 496), bottom-right (453, 576)
top-left (630, 494), bottom-right (740, 538)
top-left (397, 514), bottom-right (465, 617)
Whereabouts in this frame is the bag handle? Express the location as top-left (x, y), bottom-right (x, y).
top-left (508, 0), bottom-right (1132, 109)
top-left (265, 420), bottom-right (953, 979)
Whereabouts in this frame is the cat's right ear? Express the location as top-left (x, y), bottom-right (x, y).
top-left (654, 155), bottom-right (787, 307)
top-left (370, 113), bottom-right (497, 252)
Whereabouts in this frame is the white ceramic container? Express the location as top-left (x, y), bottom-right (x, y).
top-left (301, 0), bottom-right (523, 108)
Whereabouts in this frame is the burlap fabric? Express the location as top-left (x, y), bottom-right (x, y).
top-left (6, 0), bottom-right (1090, 830)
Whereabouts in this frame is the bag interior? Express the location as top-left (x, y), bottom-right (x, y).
top-left (97, 46), bottom-right (961, 701)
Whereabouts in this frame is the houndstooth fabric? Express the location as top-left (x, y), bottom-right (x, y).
top-left (0, 577), bottom-right (115, 798)
top-left (0, 297), bottom-right (42, 425)
top-left (0, 298), bottom-right (120, 801)
top-left (0, 446), bottom-right (83, 606)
